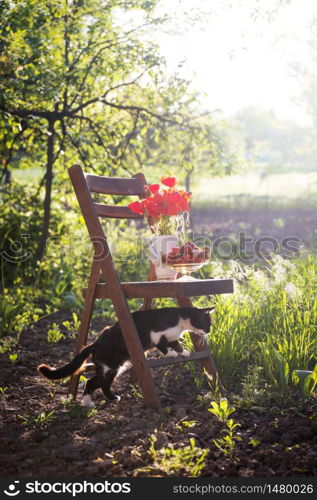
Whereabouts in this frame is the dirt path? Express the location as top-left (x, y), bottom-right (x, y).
top-left (1, 311), bottom-right (316, 477)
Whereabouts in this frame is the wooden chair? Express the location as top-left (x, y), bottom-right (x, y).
top-left (67, 164), bottom-right (234, 411)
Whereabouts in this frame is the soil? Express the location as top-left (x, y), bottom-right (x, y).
top-left (1, 311), bottom-right (317, 478)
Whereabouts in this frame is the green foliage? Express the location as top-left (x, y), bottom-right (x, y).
top-left (0, 0), bottom-right (235, 284)
top-left (18, 410), bottom-right (56, 428)
top-left (204, 254), bottom-right (317, 397)
top-left (8, 352), bottom-right (18, 364)
top-left (0, 0), bottom-right (231, 183)
top-left (60, 395), bottom-right (98, 419)
top-left (0, 386), bottom-right (8, 397)
top-left (208, 399), bottom-right (235, 423)
top-left (145, 434), bottom-right (208, 477)
top-left (0, 292), bottom-right (24, 336)
top-left (47, 323), bottom-right (64, 343)
top-left (208, 399), bottom-right (241, 458)
top-left (176, 420), bottom-right (197, 432)
top-left (0, 183), bottom-right (43, 285)
top-left (249, 437), bottom-right (261, 448)
top-left (62, 312), bottom-right (80, 337)
top-left (238, 366), bottom-right (268, 408)
top-left (129, 383), bottom-right (143, 401)
top-left (213, 418), bottom-right (242, 458)
top-left (0, 283), bottom-right (42, 352)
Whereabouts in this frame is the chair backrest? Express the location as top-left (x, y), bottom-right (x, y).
top-left (68, 164), bottom-right (150, 272)
top-left (86, 171), bottom-right (150, 219)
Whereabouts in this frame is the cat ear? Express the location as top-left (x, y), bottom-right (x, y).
top-left (200, 306), bottom-right (216, 314)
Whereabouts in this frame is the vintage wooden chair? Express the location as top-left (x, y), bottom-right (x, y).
top-left (67, 164), bottom-right (234, 411)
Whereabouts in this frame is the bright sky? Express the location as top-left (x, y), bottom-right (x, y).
top-left (153, 0), bottom-right (316, 124)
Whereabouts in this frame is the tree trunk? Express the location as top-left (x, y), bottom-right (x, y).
top-left (35, 119), bottom-right (55, 262)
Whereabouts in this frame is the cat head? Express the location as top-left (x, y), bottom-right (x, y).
top-left (187, 306), bottom-right (215, 336)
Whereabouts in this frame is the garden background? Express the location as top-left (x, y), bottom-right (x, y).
top-left (0, 0), bottom-right (317, 477)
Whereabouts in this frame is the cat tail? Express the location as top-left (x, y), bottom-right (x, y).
top-left (37, 344), bottom-right (94, 380)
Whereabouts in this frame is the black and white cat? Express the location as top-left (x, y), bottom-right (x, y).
top-left (38, 307), bottom-right (214, 407)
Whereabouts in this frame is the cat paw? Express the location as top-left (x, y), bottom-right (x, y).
top-left (82, 395), bottom-right (95, 408)
top-left (181, 348), bottom-right (190, 357)
top-left (165, 349), bottom-right (178, 358)
top-left (107, 393), bottom-right (121, 402)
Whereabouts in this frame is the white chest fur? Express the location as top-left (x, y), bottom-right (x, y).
top-left (150, 319), bottom-right (183, 344)
top-left (150, 317), bottom-right (204, 344)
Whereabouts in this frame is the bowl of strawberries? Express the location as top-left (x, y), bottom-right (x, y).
top-left (162, 241), bottom-right (210, 278)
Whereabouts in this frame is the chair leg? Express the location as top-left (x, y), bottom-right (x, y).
top-left (115, 309), bottom-right (161, 411)
top-left (132, 264), bottom-right (154, 385)
top-left (141, 263), bottom-right (156, 310)
top-left (68, 262), bottom-right (100, 398)
top-left (177, 297), bottom-right (224, 392)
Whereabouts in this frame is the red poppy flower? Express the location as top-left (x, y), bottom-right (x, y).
top-left (161, 176), bottom-right (176, 188)
top-left (144, 194), bottom-right (163, 218)
top-left (128, 201), bottom-right (144, 215)
top-left (149, 183), bottom-right (160, 194)
top-left (129, 176), bottom-right (190, 225)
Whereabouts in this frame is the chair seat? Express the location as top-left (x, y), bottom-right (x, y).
top-left (83, 278), bottom-right (234, 299)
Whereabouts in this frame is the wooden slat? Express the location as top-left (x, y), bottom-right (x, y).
top-left (83, 278), bottom-right (234, 299)
top-left (146, 351), bottom-right (211, 368)
top-left (83, 353), bottom-right (210, 372)
top-left (94, 203), bottom-right (143, 219)
top-left (86, 174), bottom-right (146, 195)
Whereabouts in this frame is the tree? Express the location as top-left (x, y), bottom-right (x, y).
top-left (1, 0), bottom-right (215, 261)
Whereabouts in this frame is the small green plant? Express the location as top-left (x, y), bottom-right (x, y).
top-left (143, 435), bottom-right (208, 477)
top-left (0, 296), bottom-right (24, 337)
top-left (47, 381), bottom-right (62, 399)
top-left (238, 365), bottom-right (268, 408)
top-left (60, 395), bottom-right (98, 418)
top-left (9, 353), bottom-right (18, 364)
top-left (129, 383), bottom-right (143, 401)
top-left (19, 410), bottom-right (55, 428)
top-left (208, 399), bottom-right (235, 423)
top-left (176, 420), bottom-right (198, 432)
top-left (62, 313), bottom-right (81, 338)
top-left (259, 343), bottom-right (290, 392)
top-left (0, 284), bottom-right (43, 349)
top-left (181, 332), bottom-right (205, 389)
top-left (47, 323), bottom-right (65, 343)
top-left (0, 386), bottom-right (8, 398)
top-left (208, 399), bottom-right (241, 458)
top-left (249, 437), bottom-right (261, 448)
top-left (213, 418), bottom-right (242, 458)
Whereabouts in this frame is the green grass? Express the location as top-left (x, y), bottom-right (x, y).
top-left (192, 172), bottom-right (317, 210)
top-left (202, 253), bottom-right (317, 397)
